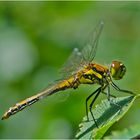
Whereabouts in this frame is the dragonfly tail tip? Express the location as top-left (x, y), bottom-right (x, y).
top-left (1, 113), bottom-right (9, 120)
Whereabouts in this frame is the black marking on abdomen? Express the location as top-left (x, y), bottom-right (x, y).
top-left (27, 97), bottom-right (39, 106)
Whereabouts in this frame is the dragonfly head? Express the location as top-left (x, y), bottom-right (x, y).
top-left (110, 61), bottom-right (126, 80)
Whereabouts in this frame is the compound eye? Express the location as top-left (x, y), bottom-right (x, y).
top-left (110, 61), bottom-right (126, 80)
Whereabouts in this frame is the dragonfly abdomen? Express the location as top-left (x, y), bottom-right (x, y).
top-left (1, 94), bottom-right (40, 120)
top-left (1, 79), bottom-right (73, 120)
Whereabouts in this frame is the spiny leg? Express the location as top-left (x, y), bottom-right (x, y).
top-left (107, 85), bottom-right (111, 102)
top-left (106, 85), bottom-right (121, 109)
top-left (102, 91), bottom-right (116, 98)
top-left (85, 87), bottom-right (101, 122)
top-left (111, 82), bottom-right (136, 95)
top-left (89, 87), bottom-right (101, 128)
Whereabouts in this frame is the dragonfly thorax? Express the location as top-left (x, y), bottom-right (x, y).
top-left (79, 63), bottom-right (108, 85)
top-left (110, 61), bottom-right (126, 80)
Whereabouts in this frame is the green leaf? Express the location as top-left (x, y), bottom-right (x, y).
top-left (76, 95), bottom-right (139, 139)
top-left (104, 124), bottom-right (140, 139)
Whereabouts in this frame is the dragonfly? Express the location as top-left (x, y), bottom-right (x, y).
top-left (1, 21), bottom-right (135, 127)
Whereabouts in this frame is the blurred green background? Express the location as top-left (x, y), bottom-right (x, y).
top-left (0, 1), bottom-right (140, 139)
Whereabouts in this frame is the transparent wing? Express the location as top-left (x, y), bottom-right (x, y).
top-left (60, 48), bottom-right (84, 78)
top-left (81, 21), bottom-right (104, 63)
top-left (60, 21), bottom-right (104, 78)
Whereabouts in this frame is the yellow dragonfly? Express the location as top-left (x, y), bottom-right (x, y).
top-left (1, 21), bottom-right (135, 127)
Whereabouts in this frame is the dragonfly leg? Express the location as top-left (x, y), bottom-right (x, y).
top-left (106, 85), bottom-right (122, 109)
top-left (89, 87), bottom-right (101, 128)
top-left (85, 87), bottom-right (101, 122)
top-left (102, 91), bottom-right (116, 98)
top-left (111, 82), bottom-right (136, 95)
top-left (106, 85), bottom-right (111, 102)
